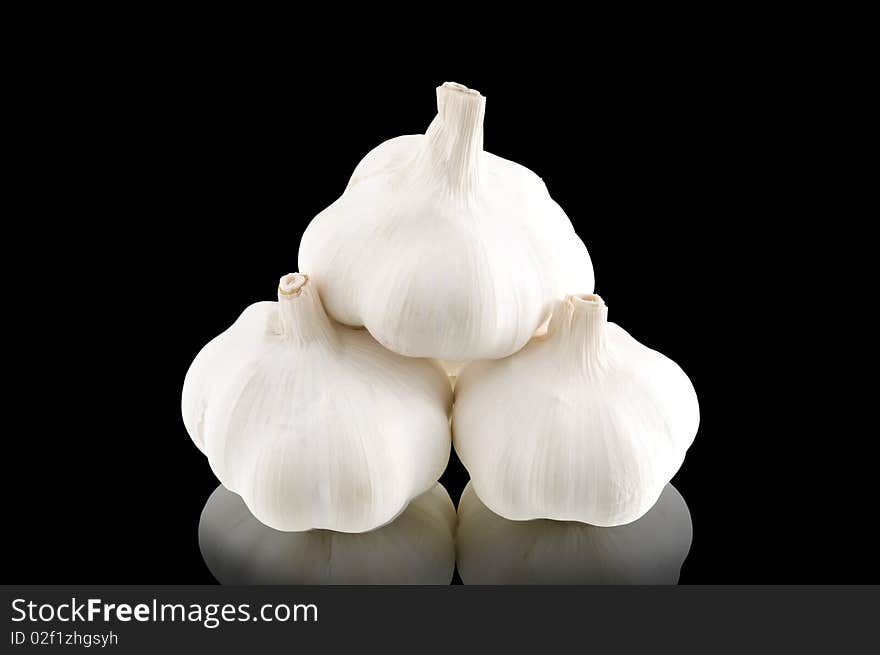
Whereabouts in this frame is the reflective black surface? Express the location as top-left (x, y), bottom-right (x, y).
top-left (199, 484), bottom-right (456, 585)
top-left (199, 479), bottom-right (691, 585)
top-left (455, 483), bottom-right (691, 584)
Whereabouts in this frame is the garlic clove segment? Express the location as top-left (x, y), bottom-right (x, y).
top-left (182, 273), bottom-right (453, 533)
top-left (199, 483), bottom-right (456, 585)
top-left (456, 481), bottom-right (692, 584)
top-left (453, 294), bottom-right (699, 526)
top-left (298, 82), bottom-right (594, 361)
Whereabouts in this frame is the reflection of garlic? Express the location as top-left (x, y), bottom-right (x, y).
top-left (456, 482), bottom-right (691, 584)
top-left (200, 483), bottom-right (456, 585)
top-left (182, 273), bottom-right (452, 533)
top-left (298, 82), bottom-right (593, 361)
top-left (454, 294), bottom-right (699, 526)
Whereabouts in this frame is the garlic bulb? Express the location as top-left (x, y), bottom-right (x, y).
top-left (298, 82), bottom-right (594, 361)
top-left (453, 294), bottom-right (699, 526)
top-left (182, 273), bottom-right (452, 533)
top-left (456, 482), bottom-right (691, 584)
top-left (199, 483), bottom-right (456, 585)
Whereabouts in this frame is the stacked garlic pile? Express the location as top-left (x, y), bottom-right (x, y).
top-left (182, 82), bottom-right (699, 538)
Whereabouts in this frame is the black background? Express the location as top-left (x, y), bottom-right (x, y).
top-left (7, 30), bottom-right (870, 584)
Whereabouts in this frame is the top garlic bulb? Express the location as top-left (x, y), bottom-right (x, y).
top-left (298, 82), bottom-right (594, 361)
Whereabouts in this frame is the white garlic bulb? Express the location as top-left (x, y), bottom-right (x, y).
top-left (298, 82), bottom-right (594, 361)
top-left (199, 483), bottom-right (456, 585)
top-left (182, 273), bottom-right (452, 533)
top-left (456, 482), bottom-right (692, 584)
top-left (453, 294), bottom-right (699, 526)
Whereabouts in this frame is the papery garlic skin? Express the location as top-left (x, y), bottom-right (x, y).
top-left (456, 482), bottom-right (692, 584)
top-left (298, 82), bottom-right (594, 361)
top-left (199, 483), bottom-right (456, 585)
top-left (182, 273), bottom-right (452, 533)
top-left (453, 294), bottom-right (699, 527)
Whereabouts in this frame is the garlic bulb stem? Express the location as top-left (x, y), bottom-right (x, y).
top-left (550, 294), bottom-right (610, 370)
top-left (418, 82), bottom-right (486, 193)
top-left (276, 273), bottom-right (336, 345)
